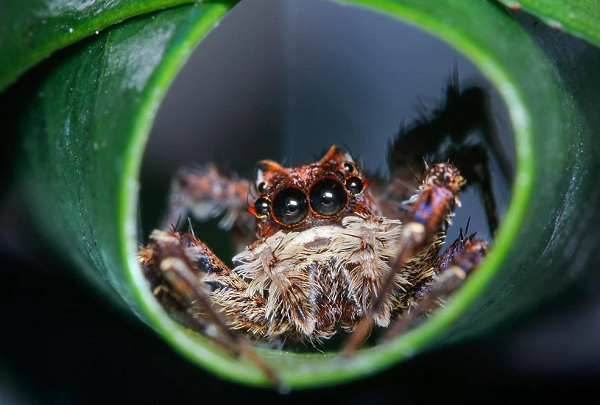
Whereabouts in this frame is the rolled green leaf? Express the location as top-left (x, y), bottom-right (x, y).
top-left (0, 0), bottom-right (216, 92)
top-left (495, 0), bottom-right (600, 47)
top-left (15, 0), bottom-right (594, 389)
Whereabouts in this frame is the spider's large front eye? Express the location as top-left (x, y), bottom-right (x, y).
top-left (310, 179), bottom-right (347, 216)
top-left (272, 188), bottom-right (308, 225)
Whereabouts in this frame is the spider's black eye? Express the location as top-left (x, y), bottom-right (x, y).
top-left (343, 162), bottom-right (355, 172)
top-left (257, 182), bottom-right (266, 193)
top-left (272, 188), bottom-right (308, 225)
top-left (310, 179), bottom-right (347, 216)
top-left (253, 197), bottom-right (270, 217)
top-left (345, 177), bottom-right (364, 194)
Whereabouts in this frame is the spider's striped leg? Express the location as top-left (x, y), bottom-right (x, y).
top-left (147, 282), bottom-right (238, 358)
top-left (383, 231), bottom-right (488, 341)
top-left (343, 163), bottom-right (466, 356)
top-left (386, 82), bottom-right (511, 235)
top-left (161, 165), bottom-right (254, 241)
top-left (139, 229), bottom-right (281, 388)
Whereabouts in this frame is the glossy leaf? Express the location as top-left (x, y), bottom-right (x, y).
top-left (496, 0), bottom-right (600, 47)
top-left (0, 0), bottom-right (206, 91)
top-left (16, 0), bottom-right (594, 390)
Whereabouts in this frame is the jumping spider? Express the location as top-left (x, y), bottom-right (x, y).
top-left (139, 82), bottom-right (508, 386)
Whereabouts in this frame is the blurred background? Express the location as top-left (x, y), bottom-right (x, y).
top-left (1, 0), bottom-right (599, 403)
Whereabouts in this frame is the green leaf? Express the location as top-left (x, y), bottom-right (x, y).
top-left (16, 0), bottom-right (594, 389)
top-left (0, 0), bottom-right (208, 91)
top-left (495, 0), bottom-right (600, 47)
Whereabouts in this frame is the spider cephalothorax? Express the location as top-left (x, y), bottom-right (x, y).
top-left (248, 146), bottom-right (376, 237)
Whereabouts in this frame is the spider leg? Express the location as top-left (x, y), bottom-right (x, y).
top-left (139, 229), bottom-right (281, 388)
top-left (383, 81), bottom-right (512, 234)
top-left (343, 163), bottom-right (466, 356)
top-left (146, 282), bottom-right (238, 358)
top-left (383, 232), bottom-right (488, 341)
top-left (161, 164), bottom-right (255, 242)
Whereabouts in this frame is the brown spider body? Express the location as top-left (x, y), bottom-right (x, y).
top-left (137, 80), bottom-right (507, 386)
top-left (139, 146), bottom-right (486, 347)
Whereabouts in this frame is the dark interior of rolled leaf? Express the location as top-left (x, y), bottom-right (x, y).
top-left (139, 0), bottom-right (515, 354)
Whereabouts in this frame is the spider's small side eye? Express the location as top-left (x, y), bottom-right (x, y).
top-left (310, 179), bottom-right (347, 216)
top-left (345, 177), bottom-right (364, 194)
top-left (272, 188), bottom-right (308, 225)
top-left (343, 162), bottom-right (355, 172)
top-left (257, 182), bottom-right (266, 193)
top-left (254, 197), bottom-right (271, 217)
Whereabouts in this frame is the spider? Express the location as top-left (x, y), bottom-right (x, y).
top-left (138, 81), bottom-right (509, 387)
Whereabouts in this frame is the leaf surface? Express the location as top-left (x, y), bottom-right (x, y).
top-left (496, 0), bottom-right (600, 47)
top-left (0, 0), bottom-right (209, 91)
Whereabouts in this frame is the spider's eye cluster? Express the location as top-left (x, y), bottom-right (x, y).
top-left (252, 172), bottom-right (366, 226)
top-left (310, 179), bottom-right (347, 216)
top-left (272, 188), bottom-right (308, 225)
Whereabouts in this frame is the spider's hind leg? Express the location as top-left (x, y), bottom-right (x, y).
top-left (161, 165), bottom-right (255, 249)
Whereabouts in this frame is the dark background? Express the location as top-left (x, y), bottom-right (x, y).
top-left (1, 0), bottom-right (599, 403)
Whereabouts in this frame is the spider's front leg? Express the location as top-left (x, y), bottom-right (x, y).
top-left (343, 163), bottom-right (466, 355)
top-left (382, 82), bottom-right (512, 235)
top-left (161, 165), bottom-right (255, 246)
top-left (138, 229), bottom-right (281, 387)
